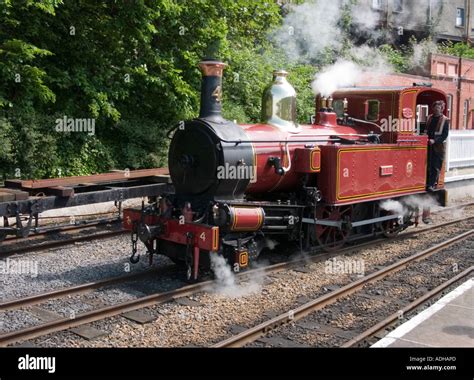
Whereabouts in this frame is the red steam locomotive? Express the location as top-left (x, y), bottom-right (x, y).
top-left (123, 60), bottom-right (448, 281)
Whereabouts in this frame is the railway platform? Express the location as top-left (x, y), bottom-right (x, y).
top-left (372, 278), bottom-right (474, 347)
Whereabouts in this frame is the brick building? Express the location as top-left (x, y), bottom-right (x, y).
top-left (357, 53), bottom-right (474, 130)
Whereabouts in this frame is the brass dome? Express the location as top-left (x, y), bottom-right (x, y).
top-left (261, 70), bottom-right (298, 130)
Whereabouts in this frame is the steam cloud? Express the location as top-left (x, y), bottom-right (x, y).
top-left (274, 1), bottom-right (344, 62)
top-left (275, 0), bottom-right (441, 97)
top-left (311, 60), bottom-right (361, 98)
top-left (208, 254), bottom-right (263, 298)
top-left (380, 199), bottom-right (407, 217)
top-left (311, 46), bottom-right (393, 97)
top-left (409, 39), bottom-right (439, 73)
top-left (380, 195), bottom-right (440, 218)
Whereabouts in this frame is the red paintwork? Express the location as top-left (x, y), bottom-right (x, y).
top-left (317, 112), bottom-right (338, 126)
top-left (294, 148), bottom-right (321, 173)
top-left (317, 142), bottom-right (428, 205)
top-left (242, 122), bottom-right (367, 194)
top-left (123, 209), bottom-right (219, 251)
top-left (229, 206), bottom-right (264, 232)
top-left (123, 209), bottom-right (159, 231)
top-left (160, 220), bottom-right (219, 251)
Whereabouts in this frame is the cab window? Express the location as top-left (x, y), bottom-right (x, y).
top-left (366, 100), bottom-right (380, 121)
top-left (333, 100), bottom-right (345, 118)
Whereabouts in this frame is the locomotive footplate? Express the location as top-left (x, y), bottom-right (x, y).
top-left (123, 208), bottom-right (219, 252)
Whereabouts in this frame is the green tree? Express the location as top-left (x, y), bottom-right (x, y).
top-left (0, 0), bottom-right (288, 178)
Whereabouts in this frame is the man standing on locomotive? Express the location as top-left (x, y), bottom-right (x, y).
top-left (426, 100), bottom-right (449, 192)
top-left (422, 100), bottom-right (449, 224)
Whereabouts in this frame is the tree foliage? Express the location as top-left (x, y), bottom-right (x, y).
top-left (1, 0), bottom-right (310, 179)
top-left (439, 41), bottom-right (474, 59)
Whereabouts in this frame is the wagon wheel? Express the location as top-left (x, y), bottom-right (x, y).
top-left (315, 205), bottom-right (352, 251)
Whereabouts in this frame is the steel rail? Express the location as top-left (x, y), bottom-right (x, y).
top-left (2, 216), bottom-right (120, 242)
top-left (213, 229), bottom-right (474, 348)
top-left (0, 230), bottom-right (127, 256)
top-left (340, 266), bottom-right (473, 348)
top-left (0, 278), bottom-right (213, 347)
top-left (0, 246), bottom-right (379, 346)
top-left (0, 269), bottom-right (159, 311)
top-left (1, 216), bottom-right (473, 346)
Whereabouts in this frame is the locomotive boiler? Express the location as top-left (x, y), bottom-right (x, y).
top-left (123, 59), bottom-right (448, 281)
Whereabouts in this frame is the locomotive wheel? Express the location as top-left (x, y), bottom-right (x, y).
top-left (378, 211), bottom-right (403, 238)
top-left (315, 205), bottom-right (352, 251)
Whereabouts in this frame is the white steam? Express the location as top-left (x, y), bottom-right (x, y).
top-left (380, 199), bottom-right (407, 217)
top-left (312, 60), bottom-right (362, 98)
top-left (276, 0), bottom-right (442, 98)
top-left (275, 1), bottom-right (344, 62)
top-left (312, 47), bottom-right (393, 97)
top-left (208, 254), bottom-right (263, 298)
top-left (275, 0), bottom-right (385, 63)
top-left (404, 195), bottom-right (439, 211)
top-left (380, 195), bottom-right (440, 219)
top-left (264, 237), bottom-right (279, 251)
top-left (351, 3), bottom-right (381, 31)
top-left (409, 39), bottom-right (438, 73)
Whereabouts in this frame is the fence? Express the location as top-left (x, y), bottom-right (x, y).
top-left (446, 130), bottom-right (474, 171)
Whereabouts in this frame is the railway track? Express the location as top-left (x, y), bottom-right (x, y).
top-left (3, 214), bottom-right (473, 311)
top-left (0, 275), bottom-right (212, 347)
top-left (2, 212), bottom-right (120, 242)
top-left (341, 266), bottom-right (473, 347)
top-left (212, 229), bottom-right (474, 347)
top-left (0, 269), bottom-right (158, 311)
top-left (1, 215), bottom-right (473, 347)
top-left (0, 222), bottom-right (126, 257)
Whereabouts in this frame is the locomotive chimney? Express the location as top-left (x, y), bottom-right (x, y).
top-left (198, 59), bottom-right (227, 122)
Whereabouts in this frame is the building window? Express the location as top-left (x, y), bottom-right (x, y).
top-left (463, 99), bottom-right (469, 129)
top-left (393, 0), bottom-right (403, 13)
top-left (447, 94), bottom-right (453, 120)
top-left (437, 62), bottom-right (446, 75)
top-left (448, 64), bottom-right (458, 76)
top-left (456, 8), bottom-right (465, 27)
top-left (372, 0), bottom-right (383, 10)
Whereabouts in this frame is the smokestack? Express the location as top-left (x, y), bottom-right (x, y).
top-left (198, 59), bottom-right (227, 122)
